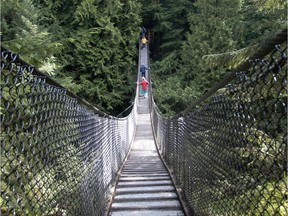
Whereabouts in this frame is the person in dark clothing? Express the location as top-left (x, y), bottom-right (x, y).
top-left (140, 64), bottom-right (149, 78)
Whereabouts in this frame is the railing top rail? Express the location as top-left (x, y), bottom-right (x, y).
top-left (1, 46), bottom-right (111, 118)
top-left (181, 29), bottom-right (287, 116)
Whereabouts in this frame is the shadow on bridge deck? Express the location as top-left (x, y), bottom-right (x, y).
top-left (108, 97), bottom-right (185, 216)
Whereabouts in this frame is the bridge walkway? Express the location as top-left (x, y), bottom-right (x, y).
top-left (108, 48), bottom-right (185, 216)
top-left (108, 98), bottom-right (184, 216)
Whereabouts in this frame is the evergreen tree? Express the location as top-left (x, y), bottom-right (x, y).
top-left (239, 0), bottom-right (287, 47)
top-left (181, 0), bottom-right (241, 87)
top-left (150, 0), bottom-right (286, 115)
top-left (53, 0), bottom-right (141, 114)
top-left (152, 0), bottom-right (241, 115)
top-left (3, 0), bottom-right (142, 115)
top-left (140, 0), bottom-right (194, 61)
top-left (139, 0), bottom-right (196, 115)
top-left (1, 0), bottom-right (61, 75)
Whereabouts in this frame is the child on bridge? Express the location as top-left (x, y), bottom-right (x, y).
top-left (138, 77), bottom-right (149, 98)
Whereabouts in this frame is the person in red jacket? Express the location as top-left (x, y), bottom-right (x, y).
top-left (138, 77), bottom-right (149, 98)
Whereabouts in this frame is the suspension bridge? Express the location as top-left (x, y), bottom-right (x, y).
top-left (1, 29), bottom-right (287, 216)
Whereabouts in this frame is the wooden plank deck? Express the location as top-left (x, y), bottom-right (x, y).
top-left (108, 94), bottom-right (185, 215)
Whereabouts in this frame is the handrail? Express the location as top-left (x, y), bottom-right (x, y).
top-left (182, 29), bottom-right (287, 116)
top-left (0, 46), bottom-right (109, 118)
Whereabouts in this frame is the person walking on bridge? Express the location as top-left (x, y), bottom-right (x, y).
top-left (138, 77), bottom-right (149, 98)
top-left (140, 64), bottom-right (149, 78)
top-left (141, 36), bottom-right (148, 50)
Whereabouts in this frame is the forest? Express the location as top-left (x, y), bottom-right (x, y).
top-left (1, 0), bottom-right (286, 116)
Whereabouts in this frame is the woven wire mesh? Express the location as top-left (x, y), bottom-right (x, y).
top-left (0, 49), bottom-right (137, 216)
top-left (151, 44), bottom-right (287, 215)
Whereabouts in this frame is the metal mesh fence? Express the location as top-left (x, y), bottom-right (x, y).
top-left (151, 44), bottom-right (287, 215)
top-left (0, 48), bottom-right (137, 216)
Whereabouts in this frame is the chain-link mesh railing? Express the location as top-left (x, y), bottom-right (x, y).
top-left (1, 48), bottom-right (138, 216)
top-left (151, 43), bottom-right (287, 215)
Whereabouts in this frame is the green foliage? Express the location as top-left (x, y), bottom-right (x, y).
top-left (141, 0), bottom-right (194, 59)
top-left (152, 54), bottom-right (201, 116)
top-left (202, 44), bottom-right (260, 70)
top-left (2, 0), bottom-right (142, 115)
top-left (238, 0), bottom-right (287, 47)
top-left (56, 0), bottom-right (141, 114)
top-left (147, 0), bottom-right (286, 115)
top-left (181, 0), bottom-right (241, 85)
top-left (1, 0), bottom-right (62, 72)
